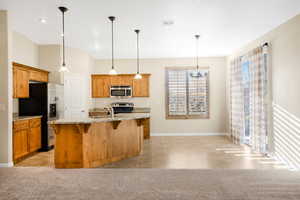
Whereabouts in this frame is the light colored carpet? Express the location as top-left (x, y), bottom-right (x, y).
top-left (1, 168), bottom-right (300, 200)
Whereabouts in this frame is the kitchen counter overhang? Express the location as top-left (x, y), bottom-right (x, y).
top-left (49, 113), bottom-right (150, 125)
top-left (49, 114), bottom-right (150, 168)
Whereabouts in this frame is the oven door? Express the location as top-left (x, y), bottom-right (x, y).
top-left (110, 89), bottom-right (126, 97)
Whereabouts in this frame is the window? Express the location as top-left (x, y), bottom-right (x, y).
top-left (242, 61), bottom-right (250, 144)
top-left (165, 67), bottom-right (209, 119)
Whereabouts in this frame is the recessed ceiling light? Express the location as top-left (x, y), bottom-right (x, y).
top-left (163, 20), bottom-right (174, 26)
top-left (39, 18), bottom-right (47, 24)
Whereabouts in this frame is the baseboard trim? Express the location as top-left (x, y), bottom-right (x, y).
top-left (0, 162), bottom-right (14, 168)
top-left (151, 133), bottom-right (228, 136)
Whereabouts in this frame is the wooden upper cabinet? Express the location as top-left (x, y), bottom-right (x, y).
top-left (12, 62), bottom-right (49, 98)
top-left (91, 74), bottom-right (150, 98)
top-left (120, 75), bottom-right (133, 86)
top-left (133, 74), bottom-right (150, 97)
top-left (29, 70), bottom-right (48, 82)
top-left (13, 67), bottom-right (30, 98)
top-left (110, 76), bottom-right (122, 86)
top-left (92, 75), bottom-right (111, 98)
top-left (110, 75), bottom-right (133, 86)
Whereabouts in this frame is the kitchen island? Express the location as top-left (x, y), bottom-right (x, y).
top-left (49, 114), bottom-right (150, 168)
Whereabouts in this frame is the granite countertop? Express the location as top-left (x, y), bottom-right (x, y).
top-left (49, 113), bottom-right (150, 125)
top-left (13, 115), bottom-right (43, 122)
top-left (89, 107), bottom-right (151, 114)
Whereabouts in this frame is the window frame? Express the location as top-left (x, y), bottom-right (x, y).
top-left (165, 66), bottom-right (210, 120)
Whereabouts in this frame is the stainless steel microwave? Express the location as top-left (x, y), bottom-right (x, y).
top-left (110, 86), bottom-right (132, 97)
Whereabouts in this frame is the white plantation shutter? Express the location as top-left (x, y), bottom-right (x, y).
top-left (166, 67), bottom-right (209, 119)
top-left (167, 69), bottom-right (187, 115)
top-left (188, 69), bottom-right (209, 116)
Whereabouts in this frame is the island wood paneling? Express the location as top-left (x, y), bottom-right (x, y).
top-left (83, 122), bottom-right (111, 167)
top-left (54, 125), bottom-right (84, 168)
top-left (143, 118), bottom-right (150, 139)
top-left (52, 118), bottom-right (147, 168)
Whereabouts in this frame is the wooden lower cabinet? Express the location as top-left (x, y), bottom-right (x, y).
top-left (28, 126), bottom-right (42, 152)
top-left (13, 118), bottom-right (42, 162)
top-left (13, 129), bottom-right (29, 160)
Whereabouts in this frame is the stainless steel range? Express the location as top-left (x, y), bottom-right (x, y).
top-left (111, 102), bottom-right (134, 114)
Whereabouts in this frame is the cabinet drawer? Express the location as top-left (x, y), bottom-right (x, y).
top-left (13, 120), bottom-right (29, 131)
top-left (30, 118), bottom-right (41, 128)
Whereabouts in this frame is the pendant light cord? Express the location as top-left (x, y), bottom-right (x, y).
top-left (195, 35), bottom-right (200, 70)
top-left (136, 30), bottom-right (140, 74)
top-left (62, 11), bottom-right (65, 66)
top-left (111, 19), bottom-right (114, 69)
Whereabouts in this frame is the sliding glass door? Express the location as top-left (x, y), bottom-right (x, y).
top-left (242, 60), bottom-right (251, 145)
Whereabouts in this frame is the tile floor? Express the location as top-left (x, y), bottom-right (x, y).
top-left (15, 136), bottom-right (286, 169)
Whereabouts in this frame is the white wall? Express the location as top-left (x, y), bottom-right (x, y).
top-left (39, 45), bottom-right (95, 114)
top-left (11, 31), bottom-right (39, 113)
top-left (0, 10), bottom-right (13, 166)
top-left (228, 14), bottom-right (300, 119)
top-left (39, 45), bottom-right (62, 84)
top-left (12, 31), bottom-right (39, 67)
top-left (11, 33), bottom-right (96, 114)
top-left (92, 57), bottom-right (227, 135)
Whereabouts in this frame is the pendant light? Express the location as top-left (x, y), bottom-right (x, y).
top-left (58, 6), bottom-right (69, 72)
top-left (195, 34), bottom-right (200, 71)
top-left (108, 16), bottom-right (117, 75)
top-left (191, 34), bottom-right (202, 77)
top-left (134, 29), bottom-right (142, 79)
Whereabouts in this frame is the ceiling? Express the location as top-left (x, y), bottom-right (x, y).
top-left (1, 0), bottom-right (300, 59)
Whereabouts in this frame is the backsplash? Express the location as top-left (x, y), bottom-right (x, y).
top-left (13, 99), bottom-right (18, 113)
top-left (91, 98), bottom-right (150, 108)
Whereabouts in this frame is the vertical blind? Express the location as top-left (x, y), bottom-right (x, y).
top-left (166, 67), bottom-right (209, 119)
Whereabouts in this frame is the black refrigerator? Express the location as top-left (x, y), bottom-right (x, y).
top-left (19, 82), bottom-right (51, 151)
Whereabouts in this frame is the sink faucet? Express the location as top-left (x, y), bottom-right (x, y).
top-left (104, 105), bottom-right (115, 118)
